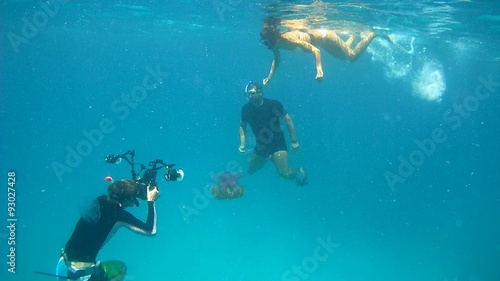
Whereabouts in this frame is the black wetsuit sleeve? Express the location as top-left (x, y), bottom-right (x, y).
top-left (117, 201), bottom-right (157, 235)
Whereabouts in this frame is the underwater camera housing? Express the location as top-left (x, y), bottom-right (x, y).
top-left (104, 150), bottom-right (184, 201)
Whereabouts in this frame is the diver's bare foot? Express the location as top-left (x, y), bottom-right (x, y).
top-left (380, 34), bottom-right (395, 44)
top-left (386, 34), bottom-right (395, 43)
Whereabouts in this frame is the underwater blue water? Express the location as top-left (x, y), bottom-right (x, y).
top-left (1, 1), bottom-right (499, 281)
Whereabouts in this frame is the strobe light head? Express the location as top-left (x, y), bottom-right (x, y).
top-left (164, 167), bottom-right (184, 182)
top-left (105, 154), bottom-right (122, 164)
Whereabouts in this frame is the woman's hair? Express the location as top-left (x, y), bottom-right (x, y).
top-left (260, 24), bottom-right (281, 49)
top-left (262, 17), bottom-right (281, 27)
top-left (107, 180), bottom-right (138, 204)
top-left (260, 17), bottom-right (283, 49)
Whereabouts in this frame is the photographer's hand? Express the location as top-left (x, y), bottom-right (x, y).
top-left (147, 184), bottom-right (160, 202)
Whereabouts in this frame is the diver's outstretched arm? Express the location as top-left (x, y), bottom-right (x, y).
top-left (263, 49), bottom-right (281, 85)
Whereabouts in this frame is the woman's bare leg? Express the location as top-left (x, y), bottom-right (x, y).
top-left (318, 30), bottom-right (376, 61)
top-left (348, 31), bottom-right (377, 61)
top-left (314, 30), bottom-right (356, 59)
top-left (345, 35), bottom-right (355, 48)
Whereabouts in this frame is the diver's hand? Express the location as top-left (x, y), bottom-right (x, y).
top-left (147, 185), bottom-right (160, 202)
top-left (238, 145), bottom-right (245, 153)
top-left (315, 69), bottom-right (324, 81)
top-left (291, 140), bottom-right (300, 151)
top-left (263, 77), bottom-right (271, 85)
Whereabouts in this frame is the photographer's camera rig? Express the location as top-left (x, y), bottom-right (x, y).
top-left (104, 150), bottom-right (184, 201)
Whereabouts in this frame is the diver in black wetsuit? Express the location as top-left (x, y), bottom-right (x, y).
top-left (238, 81), bottom-right (308, 186)
top-left (56, 180), bottom-right (159, 281)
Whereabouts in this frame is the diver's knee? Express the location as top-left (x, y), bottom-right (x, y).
top-left (276, 168), bottom-right (293, 179)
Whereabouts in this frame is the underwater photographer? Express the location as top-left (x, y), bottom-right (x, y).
top-left (38, 150), bottom-right (183, 281)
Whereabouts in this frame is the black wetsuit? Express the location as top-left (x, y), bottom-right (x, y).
top-left (64, 196), bottom-right (156, 263)
top-left (241, 98), bottom-right (288, 158)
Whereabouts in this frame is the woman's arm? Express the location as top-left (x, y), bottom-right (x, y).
top-left (281, 31), bottom-right (324, 80)
top-left (290, 38), bottom-right (323, 80)
top-left (118, 186), bottom-right (159, 235)
top-left (263, 48), bottom-right (281, 85)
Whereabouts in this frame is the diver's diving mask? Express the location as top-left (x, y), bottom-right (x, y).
top-left (245, 81), bottom-right (262, 99)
